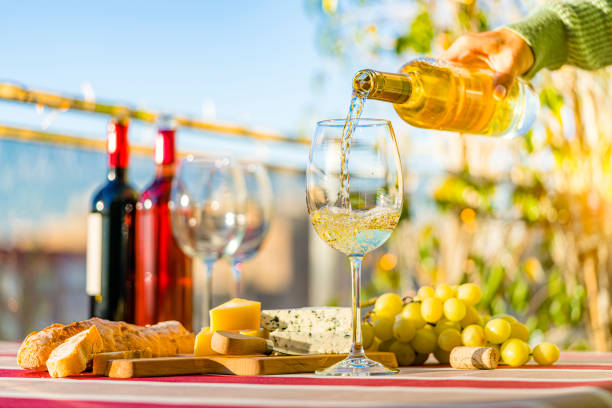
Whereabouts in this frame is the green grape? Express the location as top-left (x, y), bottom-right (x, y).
top-left (500, 338), bottom-right (530, 367)
top-left (443, 298), bottom-right (466, 322)
top-left (434, 284), bottom-right (454, 301)
top-left (421, 297), bottom-right (444, 323)
top-left (413, 352), bottom-right (429, 365)
top-left (437, 328), bottom-right (462, 352)
top-left (457, 283), bottom-right (482, 306)
top-left (510, 322), bottom-right (530, 342)
top-left (410, 326), bottom-right (437, 354)
top-left (433, 348), bottom-right (450, 364)
top-left (434, 318), bottom-right (461, 335)
top-left (362, 322), bottom-right (374, 349)
top-left (378, 339), bottom-right (395, 352)
top-left (479, 314), bottom-right (491, 326)
top-left (417, 286), bottom-right (435, 300)
top-left (372, 317), bottom-right (394, 341)
top-left (459, 304), bottom-right (480, 328)
top-left (374, 293), bottom-right (404, 319)
top-left (532, 343), bottom-right (560, 365)
top-left (401, 302), bottom-right (427, 329)
top-left (389, 341), bottom-right (416, 366)
top-left (393, 318), bottom-right (416, 342)
top-left (461, 324), bottom-right (486, 347)
top-left (491, 314), bottom-right (518, 324)
top-left (485, 318), bottom-right (512, 344)
top-left (365, 338), bottom-right (379, 351)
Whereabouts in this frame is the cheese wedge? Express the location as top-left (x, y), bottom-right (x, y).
top-left (269, 331), bottom-right (351, 355)
top-left (261, 307), bottom-right (351, 333)
top-left (46, 326), bottom-right (103, 377)
top-left (210, 298), bottom-right (260, 331)
top-left (194, 327), bottom-right (217, 356)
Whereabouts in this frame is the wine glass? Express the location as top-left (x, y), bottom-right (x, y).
top-left (306, 118), bottom-right (403, 376)
top-left (225, 162), bottom-right (273, 297)
top-left (170, 155), bottom-right (247, 329)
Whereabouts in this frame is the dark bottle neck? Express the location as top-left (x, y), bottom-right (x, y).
top-left (108, 119), bottom-right (130, 169)
top-left (108, 166), bottom-right (129, 182)
top-left (353, 69), bottom-right (412, 104)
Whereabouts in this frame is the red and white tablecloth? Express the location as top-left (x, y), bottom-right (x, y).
top-left (1, 341), bottom-right (611, 408)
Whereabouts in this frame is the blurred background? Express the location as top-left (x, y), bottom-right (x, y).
top-left (1, 0), bottom-right (611, 351)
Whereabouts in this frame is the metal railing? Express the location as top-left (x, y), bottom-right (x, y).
top-left (0, 82), bottom-right (309, 145)
top-left (0, 124), bottom-right (303, 174)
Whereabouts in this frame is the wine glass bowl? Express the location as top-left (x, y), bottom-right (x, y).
top-left (307, 118), bottom-right (403, 376)
top-left (227, 162), bottom-right (273, 297)
top-left (170, 155), bottom-right (247, 329)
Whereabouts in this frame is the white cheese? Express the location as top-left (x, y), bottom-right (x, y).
top-left (261, 307), bottom-right (351, 333)
top-left (269, 331), bottom-right (351, 355)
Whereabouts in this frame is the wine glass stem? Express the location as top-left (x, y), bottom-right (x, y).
top-left (348, 255), bottom-right (365, 359)
top-left (204, 259), bottom-right (215, 326)
top-left (231, 259), bottom-right (242, 298)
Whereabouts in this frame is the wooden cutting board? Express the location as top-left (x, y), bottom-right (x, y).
top-left (106, 352), bottom-right (398, 378)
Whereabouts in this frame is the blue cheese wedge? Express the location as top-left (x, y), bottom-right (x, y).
top-left (261, 307), bottom-right (351, 333)
top-left (269, 331), bottom-right (351, 355)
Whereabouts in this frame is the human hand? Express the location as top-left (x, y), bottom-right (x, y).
top-left (440, 28), bottom-right (534, 99)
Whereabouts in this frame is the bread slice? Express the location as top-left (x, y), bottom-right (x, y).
top-left (18, 318), bottom-right (194, 371)
top-left (46, 326), bottom-right (104, 377)
top-left (18, 321), bottom-right (95, 370)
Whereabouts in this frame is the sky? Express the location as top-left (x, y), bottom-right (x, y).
top-left (0, 1), bottom-right (365, 246)
top-left (0, 1), bottom-right (362, 136)
top-left (0, 1), bottom-right (520, 247)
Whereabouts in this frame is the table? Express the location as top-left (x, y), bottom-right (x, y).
top-left (1, 341), bottom-right (611, 407)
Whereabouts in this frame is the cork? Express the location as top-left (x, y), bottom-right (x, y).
top-left (450, 346), bottom-right (499, 369)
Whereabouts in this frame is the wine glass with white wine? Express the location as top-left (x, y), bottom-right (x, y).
top-left (307, 118), bottom-right (403, 376)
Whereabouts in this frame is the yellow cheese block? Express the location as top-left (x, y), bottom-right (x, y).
top-left (194, 327), bottom-right (217, 356)
top-left (210, 298), bottom-right (261, 331)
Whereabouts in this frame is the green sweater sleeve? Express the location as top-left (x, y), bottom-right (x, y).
top-left (505, 0), bottom-right (612, 78)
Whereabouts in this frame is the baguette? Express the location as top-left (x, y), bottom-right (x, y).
top-left (18, 318), bottom-right (194, 371)
top-left (46, 326), bottom-right (104, 378)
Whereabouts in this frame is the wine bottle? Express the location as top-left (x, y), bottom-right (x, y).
top-left (352, 58), bottom-right (539, 137)
top-left (87, 118), bottom-right (139, 321)
top-left (134, 118), bottom-right (193, 331)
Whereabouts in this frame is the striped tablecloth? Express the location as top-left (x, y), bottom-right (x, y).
top-left (1, 341), bottom-right (611, 408)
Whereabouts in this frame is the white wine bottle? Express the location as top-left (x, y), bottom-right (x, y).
top-left (352, 58), bottom-right (538, 137)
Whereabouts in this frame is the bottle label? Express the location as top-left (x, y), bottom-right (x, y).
top-left (86, 213), bottom-right (103, 296)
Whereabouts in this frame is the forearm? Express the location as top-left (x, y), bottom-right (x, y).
top-left (506, 0), bottom-right (612, 78)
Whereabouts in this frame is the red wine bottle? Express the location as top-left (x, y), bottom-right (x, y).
top-left (87, 118), bottom-right (139, 321)
top-left (134, 118), bottom-right (193, 330)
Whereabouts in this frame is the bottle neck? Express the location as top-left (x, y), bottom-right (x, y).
top-left (107, 120), bottom-right (130, 169)
top-left (154, 128), bottom-right (176, 178)
top-left (108, 166), bottom-right (129, 182)
top-left (353, 69), bottom-right (412, 104)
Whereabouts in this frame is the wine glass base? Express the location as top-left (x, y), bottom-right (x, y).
top-left (315, 355), bottom-right (399, 376)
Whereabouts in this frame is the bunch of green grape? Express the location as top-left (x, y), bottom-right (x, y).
top-left (362, 284), bottom-right (560, 367)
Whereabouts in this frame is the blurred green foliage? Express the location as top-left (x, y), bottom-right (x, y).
top-left (395, 9), bottom-right (434, 54)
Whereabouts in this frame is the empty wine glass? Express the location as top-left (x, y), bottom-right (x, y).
top-left (170, 155), bottom-right (247, 329)
top-left (225, 162), bottom-right (273, 297)
top-left (307, 118), bottom-right (403, 376)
